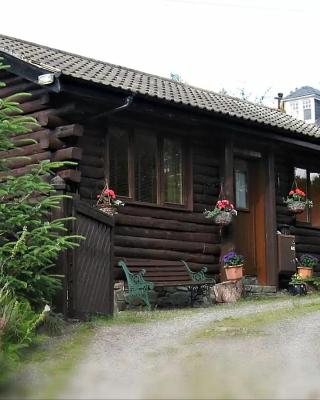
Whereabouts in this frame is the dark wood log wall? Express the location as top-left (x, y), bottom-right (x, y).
top-left (113, 137), bottom-right (221, 278)
top-left (0, 72), bottom-right (82, 183)
top-left (275, 150), bottom-right (320, 273)
top-left (77, 121), bottom-right (222, 278)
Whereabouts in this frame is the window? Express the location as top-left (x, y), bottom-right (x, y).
top-left (290, 101), bottom-right (299, 117)
top-left (303, 99), bottom-right (312, 120)
top-left (108, 126), bottom-right (188, 207)
top-left (294, 167), bottom-right (320, 225)
top-left (235, 159), bottom-right (249, 209)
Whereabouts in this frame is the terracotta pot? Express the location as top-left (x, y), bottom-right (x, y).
top-left (224, 265), bottom-right (244, 281)
top-left (297, 266), bottom-right (313, 279)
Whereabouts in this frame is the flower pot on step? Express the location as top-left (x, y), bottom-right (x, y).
top-left (297, 266), bottom-right (313, 279)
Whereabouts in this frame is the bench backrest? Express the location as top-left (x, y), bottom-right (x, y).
top-left (116, 259), bottom-right (192, 285)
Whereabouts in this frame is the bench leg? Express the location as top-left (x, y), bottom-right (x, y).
top-left (127, 290), bottom-right (152, 310)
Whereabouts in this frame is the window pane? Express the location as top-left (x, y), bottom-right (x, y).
top-left (310, 172), bottom-right (320, 226)
top-left (235, 171), bottom-right (248, 209)
top-left (134, 133), bottom-right (157, 203)
top-left (304, 108), bottom-right (311, 120)
top-left (295, 167), bottom-right (308, 223)
top-left (109, 127), bottom-right (129, 196)
top-left (163, 139), bottom-right (183, 204)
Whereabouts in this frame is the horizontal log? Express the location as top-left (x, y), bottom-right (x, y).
top-left (80, 165), bottom-right (105, 179)
top-left (51, 147), bottom-right (82, 162)
top-left (290, 227), bottom-right (320, 237)
top-left (295, 244), bottom-right (320, 254)
top-left (78, 136), bottom-right (105, 147)
top-left (0, 143), bottom-right (47, 159)
top-left (8, 88), bottom-right (49, 104)
top-left (0, 164), bottom-right (37, 178)
top-left (115, 214), bottom-right (219, 233)
top-left (115, 226), bottom-right (220, 243)
top-left (57, 169), bottom-right (81, 183)
top-left (118, 205), bottom-right (217, 225)
top-left (79, 187), bottom-right (97, 200)
top-left (7, 95), bottom-right (50, 116)
top-left (0, 81), bottom-right (38, 97)
top-left (114, 246), bottom-right (219, 264)
top-left (6, 151), bottom-right (51, 169)
top-left (11, 128), bottom-right (50, 143)
top-left (81, 176), bottom-right (104, 190)
top-left (81, 155), bottom-right (104, 168)
top-left (54, 124), bottom-right (83, 139)
top-left (114, 235), bottom-right (220, 255)
top-left (295, 236), bottom-right (320, 245)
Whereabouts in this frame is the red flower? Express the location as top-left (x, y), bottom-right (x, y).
top-left (289, 190), bottom-right (294, 195)
top-left (97, 194), bottom-right (101, 198)
top-left (104, 189), bottom-right (116, 198)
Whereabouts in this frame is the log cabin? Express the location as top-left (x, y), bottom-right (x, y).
top-left (1, 34), bottom-right (320, 313)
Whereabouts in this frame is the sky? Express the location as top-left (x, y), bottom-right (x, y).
top-left (1, 0), bottom-right (320, 106)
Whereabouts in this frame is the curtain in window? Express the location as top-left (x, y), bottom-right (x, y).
top-left (134, 133), bottom-right (157, 203)
top-left (109, 127), bottom-right (129, 196)
top-left (163, 138), bottom-right (183, 204)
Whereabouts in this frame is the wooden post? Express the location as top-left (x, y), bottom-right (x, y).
top-left (264, 147), bottom-right (278, 286)
top-left (220, 136), bottom-right (235, 281)
top-left (51, 175), bottom-right (69, 317)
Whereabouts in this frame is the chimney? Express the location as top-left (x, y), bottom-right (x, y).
top-left (274, 92), bottom-right (283, 110)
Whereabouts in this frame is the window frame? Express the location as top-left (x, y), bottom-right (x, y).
top-left (107, 124), bottom-right (193, 211)
top-left (294, 166), bottom-right (320, 227)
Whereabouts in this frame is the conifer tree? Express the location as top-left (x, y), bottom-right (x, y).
top-left (0, 58), bottom-right (82, 306)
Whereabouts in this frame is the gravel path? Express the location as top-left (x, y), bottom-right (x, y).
top-left (61, 297), bottom-right (320, 399)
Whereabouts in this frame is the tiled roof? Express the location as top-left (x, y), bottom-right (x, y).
top-left (1, 34), bottom-right (320, 139)
top-left (284, 86), bottom-right (320, 100)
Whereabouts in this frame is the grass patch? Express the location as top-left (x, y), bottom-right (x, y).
top-left (193, 299), bottom-right (320, 340)
top-left (3, 322), bottom-right (94, 399)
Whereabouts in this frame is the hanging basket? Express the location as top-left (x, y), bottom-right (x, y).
top-left (287, 200), bottom-right (306, 214)
top-left (96, 204), bottom-right (118, 216)
top-left (213, 211), bottom-right (233, 226)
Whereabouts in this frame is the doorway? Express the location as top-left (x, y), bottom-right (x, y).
top-left (233, 158), bottom-right (266, 283)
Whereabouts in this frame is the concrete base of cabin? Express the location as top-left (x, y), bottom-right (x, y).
top-left (113, 281), bottom-right (213, 311)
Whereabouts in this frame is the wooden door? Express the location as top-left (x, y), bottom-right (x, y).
top-left (234, 159), bottom-right (264, 277)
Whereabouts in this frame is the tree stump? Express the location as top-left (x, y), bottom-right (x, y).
top-left (211, 279), bottom-right (244, 303)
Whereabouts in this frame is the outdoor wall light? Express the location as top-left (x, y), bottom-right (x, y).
top-left (37, 73), bottom-right (55, 85)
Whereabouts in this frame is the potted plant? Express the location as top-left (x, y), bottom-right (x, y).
top-left (288, 273), bottom-right (307, 296)
top-left (204, 199), bottom-right (237, 226)
top-left (284, 188), bottom-right (312, 214)
top-left (96, 184), bottom-right (125, 216)
top-left (223, 251), bottom-right (244, 281)
top-left (297, 254), bottom-right (318, 278)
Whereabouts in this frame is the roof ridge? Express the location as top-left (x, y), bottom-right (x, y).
top-left (0, 33), bottom-right (281, 114)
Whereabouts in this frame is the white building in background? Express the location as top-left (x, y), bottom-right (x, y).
top-left (283, 86), bottom-right (320, 125)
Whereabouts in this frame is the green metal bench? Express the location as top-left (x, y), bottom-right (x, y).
top-left (118, 259), bottom-right (215, 309)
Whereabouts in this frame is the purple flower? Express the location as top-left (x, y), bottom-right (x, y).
top-left (223, 251), bottom-right (245, 266)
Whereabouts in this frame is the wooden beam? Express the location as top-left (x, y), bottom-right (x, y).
top-left (264, 147), bottom-right (278, 286)
top-left (220, 137), bottom-right (235, 280)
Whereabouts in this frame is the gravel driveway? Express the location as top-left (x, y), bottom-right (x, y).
top-left (61, 297), bottom-right (320, 399)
